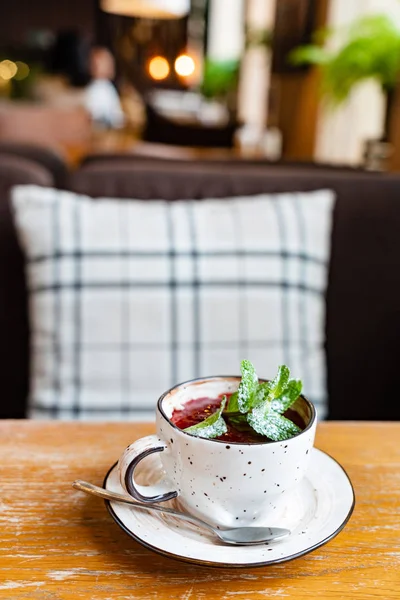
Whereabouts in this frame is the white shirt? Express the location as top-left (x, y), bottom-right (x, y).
top-left (84, 79), bottom-right (125, 128)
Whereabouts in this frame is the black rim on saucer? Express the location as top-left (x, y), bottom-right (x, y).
top-left (102, 451), bottom-right (355, 568)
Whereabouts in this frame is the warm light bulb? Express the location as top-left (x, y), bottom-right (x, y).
top-left (174, 54), bottom-right (195, 77)
top-left (101, 0), bottom-right (190, 19)
top-left (0, 60), bottom-right (18, 81)
top-left (148, 56), bottom-right (170, 81)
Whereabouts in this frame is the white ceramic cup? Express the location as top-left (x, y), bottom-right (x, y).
top-left (118, 376), bottom-right (317, 528)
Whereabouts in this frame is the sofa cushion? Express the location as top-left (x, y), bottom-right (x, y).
top-left (71, 164), bottom-right (400, 421)
top-left (11, 185), bottom-right (335, 421)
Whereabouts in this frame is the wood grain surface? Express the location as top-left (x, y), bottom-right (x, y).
top-left (0, 421), bottom-right (399, 599)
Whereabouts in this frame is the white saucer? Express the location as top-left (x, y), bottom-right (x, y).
top-left (104, 447), bottom-right (355, 567)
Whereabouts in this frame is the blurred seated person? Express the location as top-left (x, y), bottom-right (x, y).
top-left (35, 34), bottom-right (124, 130)
top-left (84, 47), bottom-right (125, 130)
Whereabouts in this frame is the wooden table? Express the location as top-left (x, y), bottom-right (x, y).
top-left (1, 421), bottom-right (399, 599)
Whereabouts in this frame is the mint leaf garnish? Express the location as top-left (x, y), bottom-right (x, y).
top-left (268, 365), bottom-right (291, 401)
top-left (225, 391), bottom-right (239, 413)
top-left (251, 365), bottom-right (290, 408)
top-left (246, 395), bottom-right (272, 429)
top-left (272, 379), bottom-right (302, 414)
top-left (181, 362), bottom-right (303, 442)
top-left (237, 360), bottom-right (258, 413)
top-left (184, 397), bottom-right (227, 439)
top-left (251, 380), bottom-right (273, 408)
top-left (268, 365), bottom-right (290, 400)
top-left (248, 410), bottom-right (301, 441)
top-left (246, 364), bottom-right (302, 441)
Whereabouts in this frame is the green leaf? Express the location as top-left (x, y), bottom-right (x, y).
top-left (184, 397), bottom-right (227, 439)
top-left (246, 396), bottom-right (272, 431)
top-left (225, 391), bottom-right (239, 413)
top-left (289, 44), bottom-right (331, 66)
top-left (289, 15), bottom-right (400, 104)
top-left (252, 365), bottom-right (290, 409)
top-left (272, 379), bottom-right (303, 414)
top-left (246, 365), bottom-right (301, 440)
top-left (184, 361), bottom-right (302, 442)
top-left (201, 58), bottom-right (240, 99)
top-left (248, 410), bottom-right (301, 442)
top-left (270, 365), bottom-right (291, 399)
top-left (237, 360), bottom-right (259, 413)
top-left (251, 381), bottom-right (273, 408)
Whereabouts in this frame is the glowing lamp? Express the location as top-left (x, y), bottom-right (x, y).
top-left (101, 0), bottom-right (189, 19)
top-left (0, 60), bottom-right (18, 81)
top-left (148, 56), bottom-right (170, 80)
top-left (174, 54), bottom-right (195, 77)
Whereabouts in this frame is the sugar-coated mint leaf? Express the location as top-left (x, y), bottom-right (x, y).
top-left (231, 363), bottom-right (302, 441)
top-left (251, 365), bottom-right (290, 410)
top-left (184, 397), bottom-right (227, 439)
top-left (248, 410), bottom-right (301, 441)
top-left (225, 391), bottom-right (239, 413)
top-left (237, 360), bottom-right (259, 413)
top-left (252, 381), bottom-right (273, 408)
top-left (269, 365), bottom-right (291, 400)
top-left (272, 379), bottom-right (302, 414)
top-left (246, 397), bottom-right (272, 430)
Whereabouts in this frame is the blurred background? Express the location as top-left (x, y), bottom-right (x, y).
top-left (2, 0), bottom-right (400, 170)
top-left (4, 0), bottom-right (400, 423)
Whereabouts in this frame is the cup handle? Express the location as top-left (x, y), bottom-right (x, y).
top-left (118, 434), bottom-right (178, 503)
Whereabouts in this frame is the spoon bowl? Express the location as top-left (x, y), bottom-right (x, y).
top-left (72, 480), bottom-right (290, 546)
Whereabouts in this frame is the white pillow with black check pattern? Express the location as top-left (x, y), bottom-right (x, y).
top-left (12, 185), bottom-right (335, 421)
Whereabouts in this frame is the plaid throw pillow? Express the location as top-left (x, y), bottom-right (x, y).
top-left (12, 186), bottom-right (335, 421)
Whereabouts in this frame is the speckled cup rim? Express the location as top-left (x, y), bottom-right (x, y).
top-left (157, 375), bottom-right (316, 446)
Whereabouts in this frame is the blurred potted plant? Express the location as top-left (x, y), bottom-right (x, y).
top-left (290, 14), bottom-right (400, 168)
top-left (201, 58), bottom-right (240, 106)
top-left (201, 28), bottom-right (272, 114)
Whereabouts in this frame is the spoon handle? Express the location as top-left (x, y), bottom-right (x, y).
top-left (72, 480), bottom-right (217, 534)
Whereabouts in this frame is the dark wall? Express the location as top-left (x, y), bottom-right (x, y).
top-left (0, 0), bottom-right (96, 46)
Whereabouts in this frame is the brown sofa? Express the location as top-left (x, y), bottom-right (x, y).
top-left (1, 149), bottom-right (400, 421)
top-left (0, 143), bottom-right (69, 187)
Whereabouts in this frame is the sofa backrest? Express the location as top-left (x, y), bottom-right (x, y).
top-left (0, 142), bottom-right (69, 188)
top-left (2, 157), bottom-right (400, 420)
top-left (80, 151), bottom-right (368, 172)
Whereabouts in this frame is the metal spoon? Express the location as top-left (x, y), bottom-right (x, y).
top-left (72, 480), bottom-right (290, 546)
